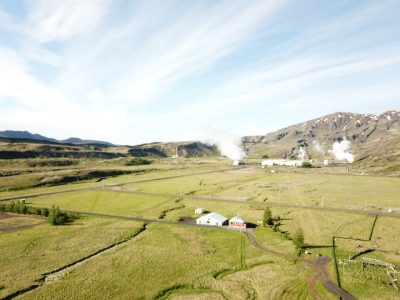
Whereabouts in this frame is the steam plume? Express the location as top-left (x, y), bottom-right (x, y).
top-left (329, 137), bottom-right (354, 163)
top-left (298, 147), bottom-right (306, 160)
top-left (312, 140), bottom-right (325, 153)
top-left (205, 130), bottom-right (246, 161)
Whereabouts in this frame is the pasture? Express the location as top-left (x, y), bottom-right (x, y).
top-left (0, 158), bottom-right (399, 299)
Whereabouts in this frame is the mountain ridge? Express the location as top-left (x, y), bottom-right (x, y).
top-left (0, 130), bottom-right (114, 146)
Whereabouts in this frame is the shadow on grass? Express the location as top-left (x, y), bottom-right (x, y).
top-left (303, 245), bottom-right (332, 249)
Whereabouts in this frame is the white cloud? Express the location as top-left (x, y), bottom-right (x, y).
top-left (26, 0), bottom-right (112, 43)
top-left (106, 1), bottom-right (289, 104)
top-left (0, 1), bottom-right (400, 145)
top-left (0, 46), bottom-right (73, 109)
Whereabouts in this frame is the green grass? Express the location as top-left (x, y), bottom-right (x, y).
top-left (17, 223), bottom-right (313, 300)
top-left (26, 190), bottom-right (179, 219)
top-left (1, 159), bottom-right (400, 299)
top-left (0, 216), bottom-right (144, 298)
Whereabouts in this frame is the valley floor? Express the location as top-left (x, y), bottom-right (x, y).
top-left (0, 158), bottom-right (399, 299)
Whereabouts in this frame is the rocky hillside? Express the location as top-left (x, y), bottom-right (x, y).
top-left (243, 110), bottom-right (400, 174)
top-left (128, 141), bottom-right (218, 158)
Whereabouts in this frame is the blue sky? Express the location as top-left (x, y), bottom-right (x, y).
top-left (0, 0), bottom-right (399, 145)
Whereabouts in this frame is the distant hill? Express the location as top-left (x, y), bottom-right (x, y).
top-left (128, 141), bottom-right (219, 158)
top-left (2, 111), bottom-right (400, 175)
top-left (0, 130), bottom-right (57, 143)
top-left (60, 137), bottom-right (114, 146)
top-left (243, 110), bottom-right (400, 175)
top-left (0, 130), bottom-right (114, 146)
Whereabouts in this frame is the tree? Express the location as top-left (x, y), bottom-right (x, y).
top-left (301, 162), bottom-right (313, 168)
top-left (48, 206), bottom-right (71, 225)
top-left (292, 228), bottom-right (304, 252)
top-left (40, 207), bottom-right (49, 217)
top-left (263, 207), bottom-right (273, 227)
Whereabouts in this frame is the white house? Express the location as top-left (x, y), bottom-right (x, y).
top-left (196, 212), bottom-right (228, 226)
top-left (229, 216), bottom-right (246, 229)
top-left (195, 208), bottom-right (205, 214)
top-left (261, 159), bottom-right (302, 167)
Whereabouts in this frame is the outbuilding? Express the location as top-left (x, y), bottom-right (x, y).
top-left (195, 208), bottom-right (205, 214)
top-left (233, 160), bottom-right (245, 166)
top-left (229, 216), bottom-right (246, 229)
top-left (196, 212), bottom-right (228, 226)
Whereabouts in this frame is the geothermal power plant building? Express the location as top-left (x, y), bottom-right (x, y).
top-left (261, 159), bottom-right (303, 167)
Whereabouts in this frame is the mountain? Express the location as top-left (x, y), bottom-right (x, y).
top-left (0, 131), bottom-right (114, 146)
top-left (60, 137), bottom-right (114, 146)
top-left (0, 130), bottom-right (57, 143)
top-left (128, 141), bottom-right (219, 158)
top-left (243, 110), bottom-right (400, 174)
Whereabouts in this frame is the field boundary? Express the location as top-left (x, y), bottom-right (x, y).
top-left (331, 215), bottom-right (379, 289)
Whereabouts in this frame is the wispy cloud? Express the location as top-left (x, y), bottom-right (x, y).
top-left (0, 0), bottom-right (399, 144)
top-left (25, 0), bottom-right (112, 43)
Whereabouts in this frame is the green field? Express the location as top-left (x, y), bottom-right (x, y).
top-left (1, 158), bottom-right (399, 299)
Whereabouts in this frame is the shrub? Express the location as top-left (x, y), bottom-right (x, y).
top-left (124, 158), bottom-right (152, 166)
top-left (40, 207), bottom-right (49, 217)
top-left (48, 206), bottom-right (71, 225)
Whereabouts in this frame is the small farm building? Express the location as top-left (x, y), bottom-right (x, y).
top-left (195, 208), bottom-right (205, 214)
top-left (229, 216), bottom-right (246, 229)
top-left (232, 160), bottom-right (245, 166)
top-left (196, 212), bottom-right (228, 226)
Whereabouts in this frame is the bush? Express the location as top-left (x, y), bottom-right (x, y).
top-left (27, 206), bottom-right (39, 215)
top-left (40, 207), bottom-right (49, 217)
top-left (124, 158), bottom-right (152, 166)
top-left (301, 162), bottom-right (313, 168)
top-left (48, 206), bottom-right (71, 225)
top-left (261, 155), bottom-right (269, 159)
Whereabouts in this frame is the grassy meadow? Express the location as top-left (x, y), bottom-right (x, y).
top-left (0, 157), bottom-right (399, 299)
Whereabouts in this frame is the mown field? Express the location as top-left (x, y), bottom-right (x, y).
top-left (0, 157), bottom-right (399, 299)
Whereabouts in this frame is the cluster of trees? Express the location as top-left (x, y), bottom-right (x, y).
top-left (301, 162), bottom-right (313, 168)
top-left (263, 206), bottom-right (304, 254)
top-left (124, 158), bottom-right (152, 166)
top-left (47, 206), bottom-right (77, 225)
top-left (0, 200), bottom-right (77, 225)
top-left (0, 200), bottom-right (49, 216)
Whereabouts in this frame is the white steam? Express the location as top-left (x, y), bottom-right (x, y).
top-left (329, 137), bottom-right (354, 163)
top-left (312, 140), bottom-right (325, 154)
top-left (205, 130), bottom-right (246, 161)
top-left (298, 147), bottom-right (306, 160)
